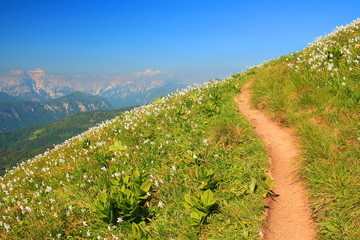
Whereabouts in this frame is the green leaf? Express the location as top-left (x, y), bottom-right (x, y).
top-left (133, 169), bottom-right (141, 179)
top-left (184, 194), bottom-right (204, 211)
top-left (206, 169), bottom-right (214, 177)
top-left (229, 186), bottom-right (247, 196)
top-left (265, 176), bottom-right (275, 188)
top-left (139, 195), bottom-right (148, 200)
top-left (249, 178), bottom-right (257, 194)
top-left (110, 178), bottom-right (120, 186)
top-left (190, 211), bottom-right (202, 221)
top-left (184, 194), bottom-right (196, 207)
top-left (140, 181), bottom-right (151, 193)
top-left (192, 207), bottom-right (207, 217)
top-left (123, 176), bottom-right (130, 183)
top-left (201, 189), bottom-right (216, 207)
top-left (109, 140), bottom-right (126, 152)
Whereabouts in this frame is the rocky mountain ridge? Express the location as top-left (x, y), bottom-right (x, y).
top-left (0, 91), bottom-right (112, 132)
top-left (0, 69), bottom-right (185, 108)
top-left (0, 69), bottom-right (73, 101)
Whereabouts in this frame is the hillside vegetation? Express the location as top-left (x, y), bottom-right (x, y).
top-left (0, 108), bottom-right (132, 175)
top-left (0, 19), bottom-right (358, 239)
top-left (0, 76), bottom-right (270, 239)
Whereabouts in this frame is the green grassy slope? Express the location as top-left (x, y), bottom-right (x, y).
top-left (0, 77), bottom-right (270, 239)
top-left (247, 19), bottom-right (359, 239)
top-left (0, 108), bottom-right (132, 175)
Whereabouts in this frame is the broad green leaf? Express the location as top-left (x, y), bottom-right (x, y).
top-left (265, 176), bottom-right (275, 188)
top-left (192, 207), bottom-right (207, 217)
top-left (110, 178), bottom-right (120, 186)
top-left (139, 195), bottom-right (148, 200)
top-left (206, 169), bottom-right (214, 177)
top-left (123, 176), bottom-right (130, 183)
top-left (190, 211), bottom-right (202, 221)
top-left (249, 178), bottom-right (257, 194)
top-left (184, 194), bottom-right (195, 206)
top-left (201, 189), bottom-right (216, 207)
top-left (109, 140), bottom-right (126, 152)
top-left (140, 181), bottom-right (151, 193)
top-left (134, 169), bottom-right (141, 179)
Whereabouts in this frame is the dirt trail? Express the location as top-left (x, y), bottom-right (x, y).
top-left (235, 81), bottom-right (317, 240)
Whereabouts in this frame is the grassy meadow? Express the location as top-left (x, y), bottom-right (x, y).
top-left (0, 75), bottom-right (270, 239)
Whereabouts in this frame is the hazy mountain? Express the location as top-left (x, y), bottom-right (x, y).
top-left (0, 91), bottom-right (112, 132)
top-left (0, 68), bottom-right (185, 131)
top-left (0, 92), bottom-right (20, 102)
top-left (0, 69), bottom-right (74, 101)
top-left (95, 81), bottom-right (186, 108)
top-left (0, 69), bottom-right (187, 108)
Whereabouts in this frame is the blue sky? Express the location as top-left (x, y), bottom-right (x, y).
top-left (0, 0), bottom-right (359, 82)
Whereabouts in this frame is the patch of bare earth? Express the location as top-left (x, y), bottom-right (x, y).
top-left (235, 81), bottom-right (317, 240)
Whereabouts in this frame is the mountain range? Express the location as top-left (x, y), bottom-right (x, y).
top-left (0, 91), bottom-right (112, 132)
top-left (0, 68), bottom-right (186, 107)
top-left (0, 69), bottom-right (186, 131)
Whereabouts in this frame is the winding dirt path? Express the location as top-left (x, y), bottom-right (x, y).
top-left (235, 81), bottom-right (317, 240)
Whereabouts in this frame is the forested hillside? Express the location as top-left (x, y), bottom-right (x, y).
top-left (0, 108), bottom-right (132, 175)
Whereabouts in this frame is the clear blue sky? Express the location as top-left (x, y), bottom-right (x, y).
top-left (0, 0), bottom-right (359, 82)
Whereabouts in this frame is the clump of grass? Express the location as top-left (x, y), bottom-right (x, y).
top-left (208, 121), bottom-right (242, 149)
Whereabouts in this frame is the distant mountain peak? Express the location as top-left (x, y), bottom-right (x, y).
top-left (28, 68), bottom-right (45, 75)
top-left (143, 69), bottom-right (161, 75)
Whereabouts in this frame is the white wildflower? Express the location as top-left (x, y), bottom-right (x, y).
top-left (25, 206), bottom-right (32, 213)
top-left (45, 186), bottom-right (52, 192)
top-left (158, 200), bottom-right (165, 208)
top-left (4, 223), bottom-right (10, 231)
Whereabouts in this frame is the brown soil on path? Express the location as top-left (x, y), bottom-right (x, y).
top-left (235, 81), bottom-right (317, 240)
